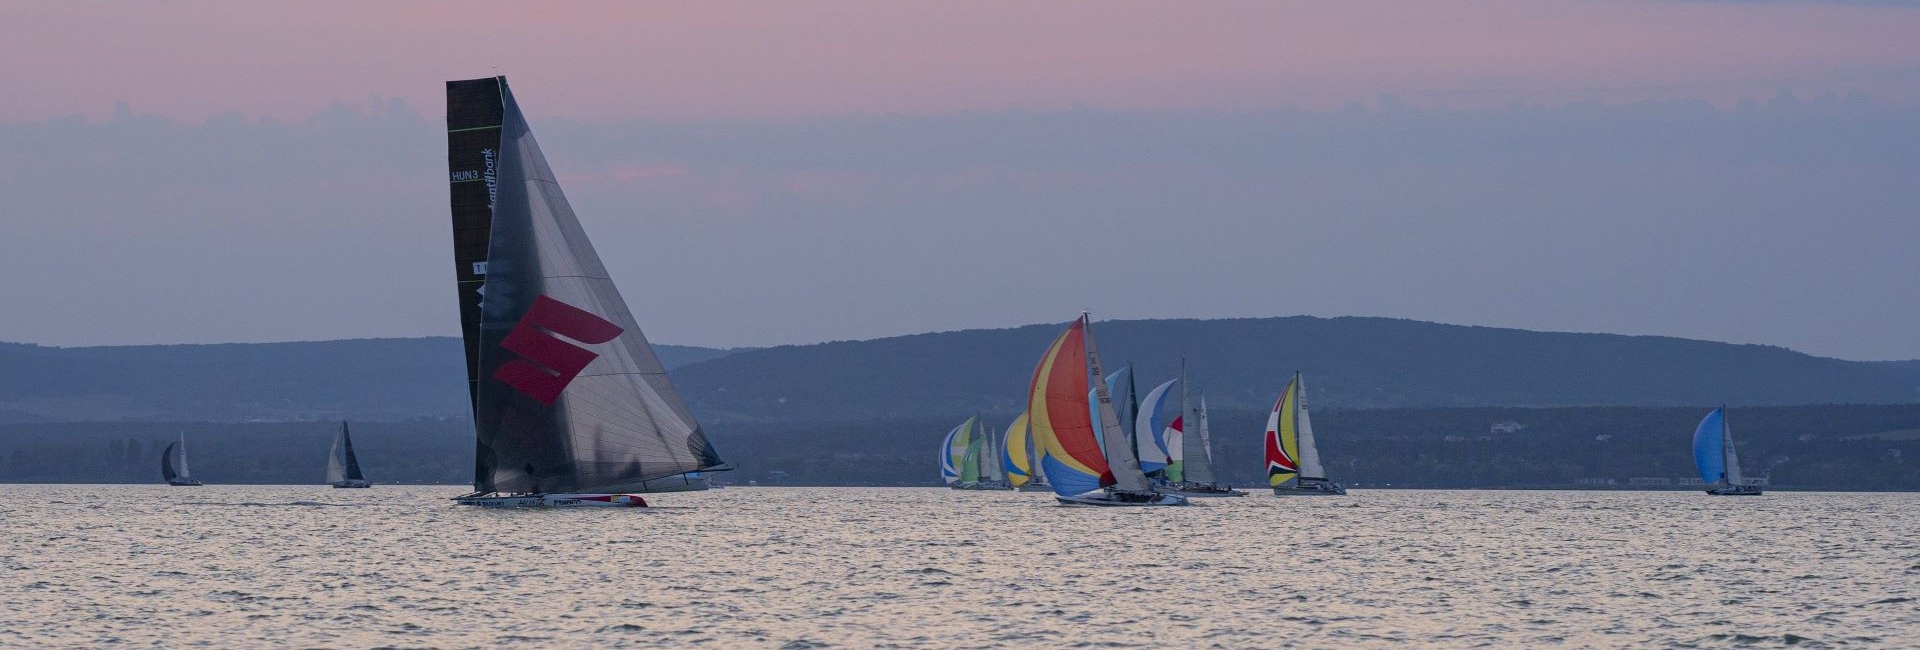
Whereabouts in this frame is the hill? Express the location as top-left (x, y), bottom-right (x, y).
top-left (673, 317), bottom-right (1919, 422)
top-left (0, 338), bottom-right (736, 422)
top-left (0, 317), bottom-right (1913, 423)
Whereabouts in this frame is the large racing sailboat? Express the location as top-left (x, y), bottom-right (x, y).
top-left (444, 76), bottom-right (726, 508)
top-left (1267, 372), bottom-right (1347, 495)
top-left (161, 432), bottom-right (202, 486)
top-left (1694, 406), bottom-right (1763, 496)
top-left (1162, 359), bottom-right (1247, 497)
top-left (1028, 314), bottom-right (1187, 506)
top-left (327, 421), bottom-right (372, 488)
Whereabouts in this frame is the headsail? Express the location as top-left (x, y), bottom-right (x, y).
top-left (1178, 360), bottom-right (1216, 485)
top-left (327, 427), bottom-right (346, 484)
top-left (1002, 412), bottom-right (1032, 487)
top-left (161, 441), bottom-right (180, 482)
top-left (940, 420), bottom-right (965, 485)
top-left (1692, 407), bottom-right (1728, 485)
top-left (1133, 379), bottom-right (1176, 474)
top-left (959, 417), bottom-right (984, 484)
top-left (176, 433), bottom-right (191, 479)
top-left (1295, 375), bottom-right (1326, 480)
top-left (1164, 416), bottom-right (1185, 483)
top-left (1266, 376), bottom-right (1302, 487)
top-left (1028, 317), bottom-right (1113, 497)
top-left (446, 77), bottom-right (724, 495)
top-left (1086, 317), bottom-right (1149, 492)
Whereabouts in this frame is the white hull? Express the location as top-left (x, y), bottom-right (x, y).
top-left (1158, 483), bottom-right (1248, 497)
top-left (1272, 478), bottom-right (1347, 496)
top-left (1056, 490), bottom-right (1190, 507)
top-left (1706, 484), bottom-right (1763, 496)
top-left (952, 482), bottom-right (1013, 491)
top-left (455, 493), bottom-right (649, 508)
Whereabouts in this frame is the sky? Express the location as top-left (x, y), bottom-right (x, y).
top-left (1, 0), bottom-right (1917, 360)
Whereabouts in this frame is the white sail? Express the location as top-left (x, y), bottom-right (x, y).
top-left (1722, 412), bottom-right (1745, 485)
top-left (981, 415), bottom-right (1004, 482)
top-left (177, 432), bottom-right (192, 479)
top-left (1085, 316), bottom-right (1148, 492)
top-left (1179, 360), bottom-right (1217, 485)
top-left (1296, 374), bottom-right (1327, 479)
top-left (327, 428), bottom-right (346, 484)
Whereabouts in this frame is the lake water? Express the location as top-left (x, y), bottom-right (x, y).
top-left (2, 486), bottom-right (1915, 649)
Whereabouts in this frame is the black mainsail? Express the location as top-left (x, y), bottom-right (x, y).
top-left (445, 77), bottom-right (725, 496)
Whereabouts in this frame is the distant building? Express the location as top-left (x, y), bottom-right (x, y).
top-left (1490, 420), bottom-right (1524, 434)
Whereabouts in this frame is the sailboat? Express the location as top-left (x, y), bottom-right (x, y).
top-left (161, 432), bottom-right (202, 486)
top-left (444, 76), bottom-right (726, 508)
top-left (1028, 314), bottom-right (1187, 506)
top-left (327, 421), bottom-right (372, 488)
top-left (1161, 359), bottom-right (1247, 497)
top-left (942, 415), bottom-right (1011, 490)
top-left (1002, 412), bottom-right (1053, 492)
top-left (1694, 406), bottom-right (1763, 496)
top-left (1268, 372), bottom-right (1347, 495)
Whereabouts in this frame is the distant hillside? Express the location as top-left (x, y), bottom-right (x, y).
top-left (0, 338), bottom-right (737, 422)
top-left (673, 317), bottom-right (1918, 422)
top-left (0, 318), bottom-right (1911, 423)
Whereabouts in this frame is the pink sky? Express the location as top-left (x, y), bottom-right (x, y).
top-left (3, 0), bottom-right (1918, 121)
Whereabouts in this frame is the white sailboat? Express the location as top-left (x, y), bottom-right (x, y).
top-left (1268, 372), bottom-right (1346, 495)
top-left (444, 76), bottom-right (727, 508)
top-left (1694, 406), bottom-right (1763, 496)
top-left (162, 432), bottom-right (202, 486)
top-left (1161, 359), bottom-right (1247, 497)
top-left (326, 421), bottom-right (372, 488)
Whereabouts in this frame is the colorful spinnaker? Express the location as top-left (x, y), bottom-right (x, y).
top-left (1003, 412), bottom-right (1033, 487)
top-left (1134, 379), bottom-right (1177, 475)
top-left (1267, 372), bottom-right (1346, 495)
top-left (1026, 314), bottom-right (1186, 506)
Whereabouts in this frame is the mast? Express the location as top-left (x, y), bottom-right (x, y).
top-left (1085, 314), bottom-right (1148, 492)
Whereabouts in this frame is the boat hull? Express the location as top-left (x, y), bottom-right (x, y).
top-left (1056, 490), bottom-right (1190, 507)
top-left (167, 478), bottom-right (203, 486)
top-left (1016, 484), bottom-right (1053, 492)
top-left (1158, 483), bottom-right (1249, 497)
top-left (952, 482), bottom-right (1013, 491)
top-left (1272, 478), bottom-right (1347, 496)
top-left (455, 493), bottom-right (649, 508)
top-left (330, 480), bottom-right (373, 489)
top-left (1706, 484), bottom-right (1764, 496)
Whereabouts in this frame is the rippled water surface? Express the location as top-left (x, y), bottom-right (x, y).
top-left (3, 486), bottom-right (1916, 649)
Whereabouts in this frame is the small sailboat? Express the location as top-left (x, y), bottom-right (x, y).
top-left (1161, 360), bottom-right (1247, 497)
top-left (1029, 314), bottom-right (1187, 506)
top-left (1694, 406), bottom-right (1763, 496)
top-left (1268, 372), bottom-right (1346, 495)
top-left (444, 76), bottom-right (726, 508)
top-left (943, 415), bottom-right (1012, 490)
top-left (327, 422), bottom-right (372, 488)
top-left (161, 432), bottom-right (202, 486)
top-left (1002, 412), bottom-right (1054, 491)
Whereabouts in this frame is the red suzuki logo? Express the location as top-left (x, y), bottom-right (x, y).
top-left (493, 295), bottom-right (624, 404)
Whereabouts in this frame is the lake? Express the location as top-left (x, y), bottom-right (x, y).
top-left (2, 486), bottom-right (1915, 648)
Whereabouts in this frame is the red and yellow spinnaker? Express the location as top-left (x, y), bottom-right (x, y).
top-left (1028, 316), bottom-right (1113, 496)
top-left (1266, 375), bottom-right (1302, 486)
